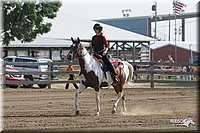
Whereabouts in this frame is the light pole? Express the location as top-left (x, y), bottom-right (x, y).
top-left (189, 44), bottom-right (193, 63)
top-left (152, 1), bottom-right (157, 39)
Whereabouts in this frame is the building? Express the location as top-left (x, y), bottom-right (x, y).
top-left (96, 12), bottom-right (198, 41)
top-left (2, 13), bottom-right (155, 61)
top-left (150, 41), bottom-right (199, 63)
top-left (97, 16), bottom-right (149, 36)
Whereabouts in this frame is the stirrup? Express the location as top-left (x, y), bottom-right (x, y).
top-left (113, 76), bottom-right (119, 85)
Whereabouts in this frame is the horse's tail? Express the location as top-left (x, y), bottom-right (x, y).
top-left (122, 61), bottom-right (134, 83)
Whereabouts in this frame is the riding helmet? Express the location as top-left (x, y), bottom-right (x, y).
top-left (93, 23), bottom-right (103, 31)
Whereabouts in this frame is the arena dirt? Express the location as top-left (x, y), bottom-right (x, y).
top-left (2, 83), bottom-right (199, 132)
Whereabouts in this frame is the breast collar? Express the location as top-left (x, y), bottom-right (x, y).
top-left (78, 51), bottom-right (88, 59)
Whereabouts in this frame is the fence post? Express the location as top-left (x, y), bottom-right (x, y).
top-left (2, 61), bottom-right (6, 89)
top-left (150, 61), bottom-right (154, 88)
top-left (47, 61), bottom-right (52, 89)
top-left (174, 63), bottom-right (177, 80)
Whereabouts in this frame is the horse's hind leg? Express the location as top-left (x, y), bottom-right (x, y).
top-left (121, 93), bottom-right (127, 112)
top-left (112, 92), bottom-right (123, 114)
top-left (112, 84), bottom-right (125, 114)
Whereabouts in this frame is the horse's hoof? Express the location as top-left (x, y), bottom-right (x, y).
top-left (95, 112), bottom-right (100, 116)
top-left (112, 109), bottom-right (116, 114)
top-left (76, 110), bottom-right (80, 116)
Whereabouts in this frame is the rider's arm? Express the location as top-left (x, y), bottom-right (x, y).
top-left (103, 36), bottom-right (109, 49)
top-left (102, 36), bottom-right (109, 55)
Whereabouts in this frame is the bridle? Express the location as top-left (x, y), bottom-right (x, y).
top-left (69, 41), bottom-right (88, 60)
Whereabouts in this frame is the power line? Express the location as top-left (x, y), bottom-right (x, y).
top-left (152, 28), bottom-right (175, 41)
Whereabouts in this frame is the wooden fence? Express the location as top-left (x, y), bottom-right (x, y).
top-left (3, 61), bottom-right (199, 89)
top-left (131, 61), bottom-right (198, 88)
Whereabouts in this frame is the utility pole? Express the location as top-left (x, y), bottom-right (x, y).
top-left (181, 18), bottom-right (185, 41)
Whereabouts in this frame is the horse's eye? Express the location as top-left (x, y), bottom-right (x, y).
top-left (71, 45), bottom-right (77, 52)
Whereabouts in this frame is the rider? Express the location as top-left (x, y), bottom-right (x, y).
top-left (89, 23), bottom-right (119, 85)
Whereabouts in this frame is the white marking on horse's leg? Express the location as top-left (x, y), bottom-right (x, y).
top-left (95, 90), bottom-right (100, 116)
top-left (75, 83), bottom-right (85, 116)
top-left (112, 92), bottom-right (122, 114)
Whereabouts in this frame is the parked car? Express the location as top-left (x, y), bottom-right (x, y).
top-left (5, 66), bottom-right (25, 88)
top-left (3, 56), bottom-right (59, 88)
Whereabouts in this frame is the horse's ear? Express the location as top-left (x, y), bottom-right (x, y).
top-left (77, 37), bottom-right (80, 43)
top-left (71, 37), bottom-right (74, 43)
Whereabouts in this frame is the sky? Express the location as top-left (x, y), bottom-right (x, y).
top-left (58, 0), bottom-right (199, 42)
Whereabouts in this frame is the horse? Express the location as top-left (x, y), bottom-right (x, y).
top-left (67, 37), bottom-right (133, 116)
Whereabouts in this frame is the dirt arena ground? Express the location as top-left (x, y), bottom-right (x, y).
top-left (2, 83), bottom-right (199, 132)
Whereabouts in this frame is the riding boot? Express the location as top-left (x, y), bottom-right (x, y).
top-left (111, 73), bottom-right (119, 85)
top-left (101, 55), bottom-right (119, 85)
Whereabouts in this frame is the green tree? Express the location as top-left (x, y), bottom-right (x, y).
top-left (2, 0), bottom-right (62, 45)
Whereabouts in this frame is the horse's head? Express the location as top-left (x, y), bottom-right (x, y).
top-left (67, 37), bottom-right (84, 61)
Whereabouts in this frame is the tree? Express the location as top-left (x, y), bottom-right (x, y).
top-left (2, 0), bottom-right (62, 45)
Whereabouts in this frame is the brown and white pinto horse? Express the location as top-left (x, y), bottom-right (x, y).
top-left (67, 37), bottom-right (133, 116)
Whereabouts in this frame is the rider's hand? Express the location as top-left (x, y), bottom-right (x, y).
top-left (102, 51), bottom-right (107, 56)
top-left (89, 43), bottom-right (92, 48)
top-left (102, 48), bottom-right (108, 56)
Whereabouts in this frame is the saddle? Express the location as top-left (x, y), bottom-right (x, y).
top-left (93, 54), bottom-right (104, 64)
top-left (93, 54), bottom-right (109, 73)
top-left (93, 54), bottom-right (124, 79)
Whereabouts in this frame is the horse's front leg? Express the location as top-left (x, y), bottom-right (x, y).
top-left (75, 83), bottom-right (85, 116)
top-left (95, 90), bottom-right (100, 116)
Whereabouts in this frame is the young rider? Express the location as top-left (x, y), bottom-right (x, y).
top-left (89, 23), bottom-right (119, 84)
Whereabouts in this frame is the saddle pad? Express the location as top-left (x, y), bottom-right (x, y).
top-left (112, 61), bottom-right (123, 69)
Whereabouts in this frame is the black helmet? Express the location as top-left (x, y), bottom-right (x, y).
top-left (93, 23), bottom-right (103, 31)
